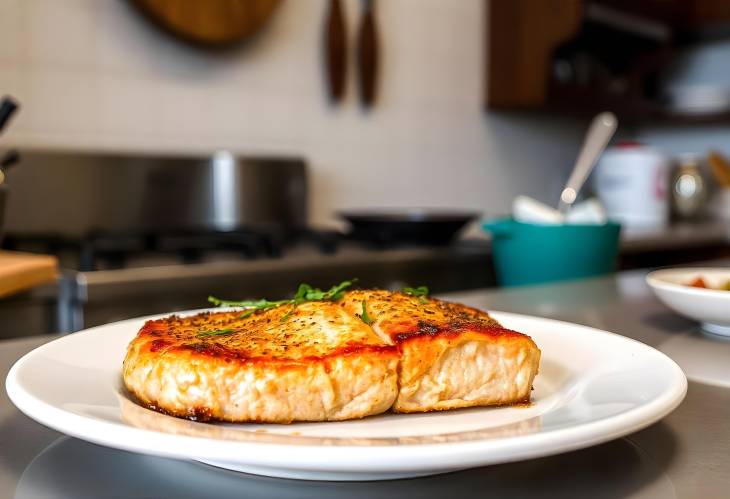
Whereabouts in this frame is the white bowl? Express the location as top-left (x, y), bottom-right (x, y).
top-left (647, 267), bottom-right (730, 336)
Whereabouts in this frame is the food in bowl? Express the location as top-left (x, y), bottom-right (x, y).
top-left (688, 276), bottom-right (730, 291)
top-left (123, 282), bottom-right (541, 423)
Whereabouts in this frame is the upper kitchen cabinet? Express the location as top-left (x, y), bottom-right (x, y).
top-left (486, 0), bottom-right (730, 123)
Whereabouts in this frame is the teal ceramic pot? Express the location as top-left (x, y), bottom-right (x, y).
top-left (482, 218), bottom-right (621, 287)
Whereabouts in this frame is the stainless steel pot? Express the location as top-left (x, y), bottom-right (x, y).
top-left (3, 152), bottom-right (308, 236)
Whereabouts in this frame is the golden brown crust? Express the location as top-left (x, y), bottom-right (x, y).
top-left (133, 302), bottom-right (393, 363)
top-left (338, 289), bottom-right (504, 341)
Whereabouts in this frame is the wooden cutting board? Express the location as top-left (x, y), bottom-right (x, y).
top-left (0, 251), bottom-right (58, 299)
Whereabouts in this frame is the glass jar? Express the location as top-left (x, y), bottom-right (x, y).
top-left (672, 155), bottom-right (707, 220)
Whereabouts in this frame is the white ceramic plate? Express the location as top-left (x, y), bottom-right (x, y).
top-left (6, 311), bottom-right (686, 481)
top-left (647, 267), bottom-right (730, 337)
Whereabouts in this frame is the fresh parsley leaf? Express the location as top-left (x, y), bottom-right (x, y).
top-left (360, 299), bottom-right (374, 325)
top-left (403, 285), bottom-right (429, 303)
top-left (322, 279), bottom-right (356, 301)
top-left (292, 280), bottom-right (356, 303)
top-left (197, 328), bottom-right (236, 338)
top-left (403, 286), bottom-right (429, 297)
top-left (293, 283), bottom-right (314, 302)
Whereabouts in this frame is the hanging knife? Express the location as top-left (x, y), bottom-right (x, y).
top-left (357, 0), bottom-right (378, 108)
top-left (324, 0), bottom-right (347, 103)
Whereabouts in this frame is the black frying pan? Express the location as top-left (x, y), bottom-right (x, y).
top-left (338, 209), bottom-right (480, 247)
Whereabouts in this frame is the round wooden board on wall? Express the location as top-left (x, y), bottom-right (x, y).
top-left (131, 0), bottom-right (282, 47)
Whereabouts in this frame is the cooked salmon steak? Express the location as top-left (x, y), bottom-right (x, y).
top-left (123, 289), bottom-right (540, 423)
top-left (339, 290), bottom-right (540, 412)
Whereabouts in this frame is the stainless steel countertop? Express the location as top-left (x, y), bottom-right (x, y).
top-left (620, 220), bottom-right (730, 253)
top-left (2, 266), bottom-right (730, 498)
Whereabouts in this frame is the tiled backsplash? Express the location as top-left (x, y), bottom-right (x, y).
top-left (0, 0), bottom-right (584, 225)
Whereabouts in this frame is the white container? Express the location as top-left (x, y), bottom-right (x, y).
top-left (593, 142), bottom-right (670, 228)
top-left (512, 195), bottom-right (563, 224)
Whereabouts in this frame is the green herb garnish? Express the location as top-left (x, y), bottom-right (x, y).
top-left (208, 279), bottom-right (357, 321)
top-left (290, 280), bottom-right (354, 303)
top-left (208, 296), bottom-right (290, 310)
top-left (360, 299), bottom-right (374, 325)
top-left (197, 328), bottom-right (235, 338)
top-left (403, 285), bottom-right (429, 303)
top-left (240, 309), bottom-right (256, 319)
top-left (403, 285), bottom-right (429, 297)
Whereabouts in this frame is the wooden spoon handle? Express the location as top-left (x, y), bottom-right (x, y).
top-left (357, 0), bottom-right (378, 107)
top-left (708, 151), bottom-right (730, 188)
top-left (324, 0), bottom-right (347, 103)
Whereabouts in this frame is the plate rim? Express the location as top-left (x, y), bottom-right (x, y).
top-left (5, 310), bottom-right (688, 474)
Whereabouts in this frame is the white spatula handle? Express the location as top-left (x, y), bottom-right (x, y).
top-left (559, 112), bottom-right (618, 213)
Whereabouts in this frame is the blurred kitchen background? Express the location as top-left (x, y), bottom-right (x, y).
top-left (2, 0), bottom-right (730, 338)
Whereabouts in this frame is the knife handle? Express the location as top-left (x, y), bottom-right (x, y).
top-left (0, 96), bottom-right (19, 134)
top-left (357, 0), bottom-right (378, 108)
top-left (325, 0), bottom-right (347, 103)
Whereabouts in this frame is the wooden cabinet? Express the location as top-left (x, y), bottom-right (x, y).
top-left (487, 1), bottom-right (582, 109)
top-left (485, 0), bottom-right (730, 122)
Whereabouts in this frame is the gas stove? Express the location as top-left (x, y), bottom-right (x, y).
top-left (0, 235), bottom-right (492, 338)
top-left (3, 228), bottom-right (341, 271)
